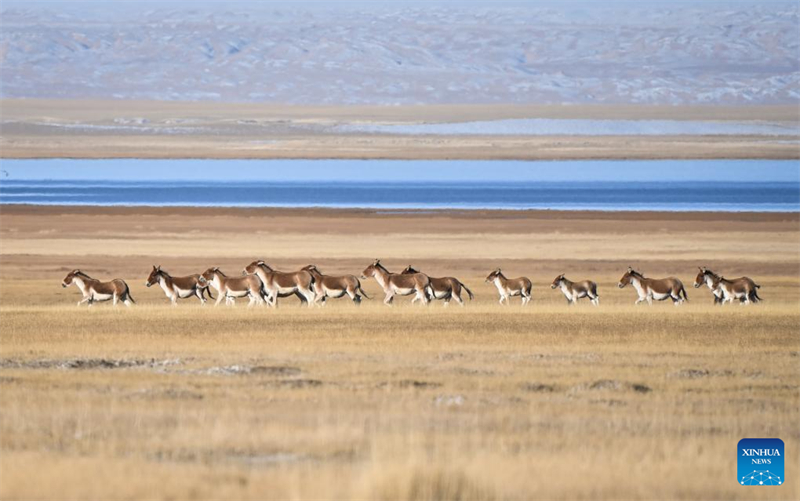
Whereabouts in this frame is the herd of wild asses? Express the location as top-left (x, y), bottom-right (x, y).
top-left (60, 260), bottom-right (762, 308)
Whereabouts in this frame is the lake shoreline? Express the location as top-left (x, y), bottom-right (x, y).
top-left (3, 204), bottom-right (798, 220)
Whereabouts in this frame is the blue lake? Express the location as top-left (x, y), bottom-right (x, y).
top-left (1, 159), bottom-right (798, 212)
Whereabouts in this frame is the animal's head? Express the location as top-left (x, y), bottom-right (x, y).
top-left (485, 268), bottom-right (502, 283)
top-left (201, 267), bottom-right (221, 281)
top-left (243, 260), bottom-right (268, 276)
top-left (62, 269), bottom-right (83, 287)
top-left (401, 265), bottom-right (419, 275)
top-left (551, 274), bottom-right (565, 289)
top-left (694, 267), bottom-right (708, 288)
top-left (146, 265), bottom-right (162, 287)
top-left (361, 259), bottom-right (383, 279)
top-left (618, 267), bottom-right (641, 288)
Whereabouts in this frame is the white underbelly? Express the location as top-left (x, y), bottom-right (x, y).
top-left (226, 289), bottom-right (250, 298)
top-left (92, 293), bottom-right (113, 301)
top-left (651, 291), bottom-right (670, 300)
top-left (326, 288), bottom-right (346, 298)
top-left (393, 287), bottom-right (415, 296)
top-left (176, 288), bottom-right (195, 298)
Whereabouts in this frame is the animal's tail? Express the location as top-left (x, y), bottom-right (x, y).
top-left (680, 285), bottom-right (689, 302)
top-left (426, 285), bottom-right (435, 301)
top-left (752, 286), bottom-right (762, 302)
top-left (126, 288), bottom-right (136, 304)
top-left (206, 286), bottom-right (215, 300)
top-left (357, 284), bottom-right (370, 299)
top-left (459, 281), bottom-right (474, 300)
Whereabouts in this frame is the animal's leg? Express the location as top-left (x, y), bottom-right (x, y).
top-left (255, 289), bottom-right (266, 306)
top-left (298, 286), bottom-right (316, 307)
top-left (383, 292), bottom-right (394, 306)
top-left (77, 296), bottom-right (91, 307)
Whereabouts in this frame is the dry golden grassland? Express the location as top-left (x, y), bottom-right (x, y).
top-left (2, 99), bottom-right (798, 160)
top-left (1, 206), bottom-right (799, 500)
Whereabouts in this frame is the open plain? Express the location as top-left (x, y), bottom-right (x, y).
top-left (0, 205), bottom-right (799, 500)
top-left (2, 100), bottom-right (798, 160)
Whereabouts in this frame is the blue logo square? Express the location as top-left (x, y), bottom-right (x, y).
top-left (738, 438), bottom-right (784, 486)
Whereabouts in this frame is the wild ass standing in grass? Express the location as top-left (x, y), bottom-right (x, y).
top-left (550, 274), bottom-right (599, 306)
top-left (485, 268), bottom-right (532, 305)
top-left (361, 259), bottom-right (433, 306)
top-left (146, 265), bottom-right (213, 305)
top-left (62, 269), bottom-right (135, 307)
top-left (618, 267), bottom-right (687, 305)
top-left (301, 264), bottom-right (369, 305)
top-left (201, 267), bottom-right (265, 307)
top-left (401, 265), bottom-right (473, 306)
top-left (694, 267), bottom-right (760, 305)
top-left (243, 260), bottom-right (316, 308)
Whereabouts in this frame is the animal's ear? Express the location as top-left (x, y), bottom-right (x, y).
top-left (374, 259), bottom-right (380, 265)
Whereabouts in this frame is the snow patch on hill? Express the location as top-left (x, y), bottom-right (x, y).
top-left (1, 3), bottom-right (797, 105)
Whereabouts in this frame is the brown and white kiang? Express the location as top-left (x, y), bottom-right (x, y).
top-left (485, 268), bottom-right (532, 305)
top-left (62, 269), bottom-right (135, 307)
top-left (201, 267), bottom-right (266, 307)
top-left (550, 274), bottom-right (599, 306)
top-left (401, 265), bottom-right (473, 306)
top-left (698, 268), bottom-right (761, 305)
top-left (146, 265), bottom-right (214, 305)
top-left (361, 259), bottom-right (433, 306)
top-left (243, 260), bottom-right (316, 308)
top-left (618, 267), bottom-right (688, 305)
top-left (301, 264), bottom-right (369, 305)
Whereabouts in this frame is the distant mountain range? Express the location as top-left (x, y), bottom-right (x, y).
top-left (1, 3), bottom-right (798, 105)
